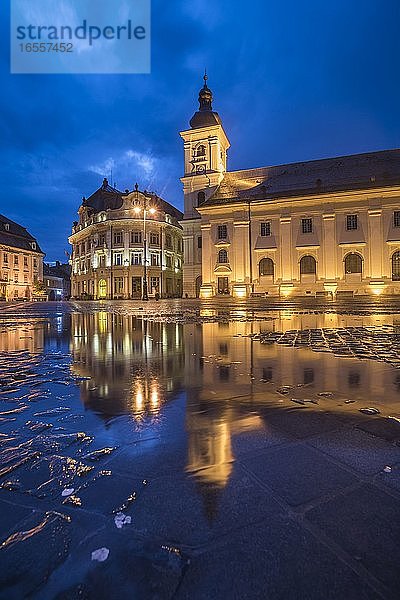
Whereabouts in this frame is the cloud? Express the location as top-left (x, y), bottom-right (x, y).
top-left (125, 150), bottom-right (155, 177)
top-left (88, 149), bottom-right (158, 187)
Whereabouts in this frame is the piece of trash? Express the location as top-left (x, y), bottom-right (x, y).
top-left (61, 488), bottom-right (74, 497)
top-left (91, 547), bottom-right (110, 562)
top-left (384, 466), bottom-right (392, 473)
top-left (359, 407), bottom-right (380, 415)
top-left (114, 512), bottom-right (131, 529)
top-left (317, 391), bottom-right (334, 398)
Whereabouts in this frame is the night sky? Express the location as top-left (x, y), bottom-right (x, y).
top-left (1, 0), bottom-right (399, 261)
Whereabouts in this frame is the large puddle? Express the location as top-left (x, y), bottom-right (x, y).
top-left (0, 305), bottom-right (400, 598)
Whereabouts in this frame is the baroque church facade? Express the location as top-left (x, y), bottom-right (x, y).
top-left (180, 76), bottom-right (400, 298)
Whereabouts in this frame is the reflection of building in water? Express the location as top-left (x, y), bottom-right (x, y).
top-left (182, 316), bottom-right (400, 518)
top-left (183, 320), bottom-right (260, 520)
top-left (0, 322), bottom-right (44, 353)
top-left (69, 312), bottom-right (184, 417)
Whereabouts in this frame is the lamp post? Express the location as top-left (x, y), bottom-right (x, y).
top-left (134, 199), bottom-right (156, 301)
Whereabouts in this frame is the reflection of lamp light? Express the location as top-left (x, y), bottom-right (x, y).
top-left (135, 385), bottom-right (144, 411)
top-left (150, 385), bottom-right (159, 408)
top-left (370, 281), bottom-right (385, 295)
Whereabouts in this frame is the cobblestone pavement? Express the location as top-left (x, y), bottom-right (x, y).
top-left (0, 300), bottom-right (399, 599)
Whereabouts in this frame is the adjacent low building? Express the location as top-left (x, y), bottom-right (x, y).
top-left (0, 214), bottom-right (44, 301)
top-left (180, 76), bottom-right (400, 298)
top-left (43, 262), bottom-right (71, 300)
top-left (69, 181), bottom-right (183, 300)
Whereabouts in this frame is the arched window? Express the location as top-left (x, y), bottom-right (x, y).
top-left (300, 255), bottom-right (316, 275)
top-left (392, 251), bottom-right (400, 281)
top-left (197, 191), bottom-right (205, 205)
top-left (98, 279), bottom-right (107, 299)
top-left (344, 253), bottom-right (362, 274)
top-left (218, 249), bottom-right (228, 264)
top-left (196, 145), bottom-right (206, 157)
top-left (259, 258), bottom-right (274, 276)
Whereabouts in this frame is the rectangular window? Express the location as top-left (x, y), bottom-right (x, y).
top-left (394, 211), bottom-right (400, 227)
top-left (149, 232), bottom-right (160, 245)
top-left (131, 252), bottom-right (142, 265)
top-left (14, 274), bottom-right (18, 283)
top-left (14, 255), bottom-right (19, 266)
top-left (99, 255), bottom-right (105, 268)
top-left (301, 218), bottom-right (313, 234)
top-left (99, 234), bottom-right (106, 246)
top-left (114, 232), bottom-right (123, 246)
top-left (132, 277), bottom-right (141, 293)
top-left (217, 224), bottom-right (227, 240)
top-left (150, 277), bottom-right (159, 290)
top-left (3, 253), bottom-right (8, 264)
top-left (150, 253), bottom-right (160, 266)
top-left (33, 258), bottom-right (37, 268)
top-left (260, 222), bottom-right (271, 237)
top-left (114, 277), bottom-right (124, 294)
top-left (131, 231), bottom-right (142, 244)
top-left (114, 253), bottom-right (123, 266)
top-left (166, 255), bottom-right (172, 268)
top-left (346, 214), bottom-right (358, 230)
top-left (24, 275), bottom-right (28, 284)
top-left (165, 234), bottom-right (172, 249)
top-left (197, 236), bottom-right (202, 249)
top-left (23, 256), bottom-right (28, 268)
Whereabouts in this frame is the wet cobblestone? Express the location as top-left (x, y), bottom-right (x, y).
top-left (0, 301), bottom-right (399, 599)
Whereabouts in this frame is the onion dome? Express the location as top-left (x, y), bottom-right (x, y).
top-left (189, 71), bottom-right (222, 129)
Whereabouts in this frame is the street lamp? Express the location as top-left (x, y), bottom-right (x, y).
top-left (134, 201), bottom-right (156, 301)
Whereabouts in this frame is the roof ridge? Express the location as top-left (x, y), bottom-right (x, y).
top-left (224, 148), bottom-right (400, 177)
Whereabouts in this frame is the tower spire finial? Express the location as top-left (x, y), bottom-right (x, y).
top-left (203, 68), bottom-right (208, 85)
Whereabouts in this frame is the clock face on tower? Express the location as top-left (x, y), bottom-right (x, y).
top-left (196, 164), bottom-right (206, 175)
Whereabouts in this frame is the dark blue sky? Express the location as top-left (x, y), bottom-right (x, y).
top-left (1, 0), bottom-right (399, 261)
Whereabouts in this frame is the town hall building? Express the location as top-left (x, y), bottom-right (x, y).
top-left (180, 75), bottom-right (400, 298)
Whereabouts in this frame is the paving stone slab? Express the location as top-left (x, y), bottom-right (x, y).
top-left (127, 464), bottom-right (283, 547)
top-left (261, 407), bottom-right (358, 439)
top-left (308, 427), bottom-right (400, 474)
top-left (106, 437), bottom-right (188, 480)
top-left (231, 425), bottom-right (294, 457)
top-left (175, 516), bottom-right (379, 600)
top-left (0, 499), bottom-right (37, 539)
top-left (66, 470), bottom-right (147, 514)
top-left (307, 484), bottom-right (400, 593)
top-left (356, 417), bottom-right (400, 444)
top-left (240, 444), bottom-right (357, 506)
top-left (36, 524), bottom-right (186, 600)
top-left (0, 510), bottom-right (71, 598)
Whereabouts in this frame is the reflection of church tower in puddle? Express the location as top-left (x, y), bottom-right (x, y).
top-left (183, 321), bottom-right (260, 522)
top-left (186, 400), bottom-right (234, 523)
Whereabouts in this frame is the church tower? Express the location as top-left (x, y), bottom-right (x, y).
top-left (180, 73), bottom-right (230, 297)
